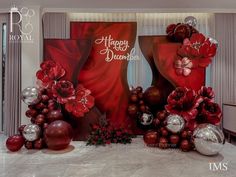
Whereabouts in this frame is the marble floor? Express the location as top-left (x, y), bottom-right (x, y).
top-left (0, 135), bottom-right (236, 177)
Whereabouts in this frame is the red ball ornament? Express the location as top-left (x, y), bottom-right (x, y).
top-left (35, 114), bottom-right (45, 126)
top-left (41, 95), bottom-right (49, 103)
top-left (180, 139), bottom-right (191, 152)
top-left (174, 24), bottom-right (191, 42)
top-left (6, 135), bottom-right (25, 152)
top-left (136, 86), bottom-right (143, 93)
top-left (181, 130), bottom-right (188, 139)
top-left (34, 138), bottom-right (44, 149)
top-left (159, 137), bottom-right (168, 149)
top-left (156, 110), bottom-right (168, 121)
top-left (18, 125), bottom-right (26, 135)
top-left (41, 108), bottom-right (49, 115)
top-left (143, 130), bottom-right (159, 147)
top-left (161, 128), bottom-right (168, 137)
top-left (152, 118), bottom-right (160, 128)
top-left (138, 92), bottom-right (143, 99)
top-left (130, 94), bottom-right (138, 103)
top-left (44, 120), bottom-right (73, 150)
top-left (25, 141), bottom-right (34, 149)
top-left (35, 102), bottom-right (46, 110)
top-left (25, 109), bottom-right (38, 118)
top-left (170, 134), bottom-right (180, 145)
top-left (144, 86), bottom-right (164, 107)
top-left (127, 104), bottom-right (138, 117)
top-left (46, 110), bottom-right (63, 123)
top-left (139, 104), bottom-right (146, 112)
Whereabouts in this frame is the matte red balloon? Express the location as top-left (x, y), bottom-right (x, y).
top-left (6, 134), bottom-right (25, 152)
top-left (144, 86), bottom-right (164, 107)
top-left (44, 120), bottom-right (73, 150)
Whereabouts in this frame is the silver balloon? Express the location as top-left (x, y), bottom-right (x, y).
top-left (21, 86), bottom-right (41, 105)
top-left (166, 114), bottom-right (185, 133)
top-left (193, 124), bottom-right (225, 156)
top-left (184, 16), bottom-right (197, 27)
top-left (139, 113), bottom-right (153, 126)
top-left (209, 37), bottom-right (219, 48)
top-left (23, 124), bottom-right (41, 141)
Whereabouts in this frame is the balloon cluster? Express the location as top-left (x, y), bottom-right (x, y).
top-left (166, 16), bottom-right (198, 42)
top-left (127, 86), bottom-right (168, 130)
top-left (144, 111), bottom-right (194, 151)
top-left (6, 87), bottom-right (73, 152)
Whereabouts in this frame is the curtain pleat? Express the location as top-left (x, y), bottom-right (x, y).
top-left (43, 13), bottom-right (69, 39)
top-left (4, 14), bottom-right (21, 136)
top-left (213, 14), bottom-right (236, 107)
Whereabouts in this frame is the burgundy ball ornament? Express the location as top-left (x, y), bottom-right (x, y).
top-left (6, 134), bottom-right (25, 152)
top-left (144, 86), bottom-right (164, 107)
top-left (143, 130), bottom-right (159, 147)
top-left (46, 110), bottom-right (63, 123)
top-left (127, 104), bottom-right (138, 117)
top-left (44, 120), bottom-right (73, 150)
top-left (138, 112), bottom-right (153, 126)
top-left (174, 24), bottom-right (191, 42)
top-left (159, 137), bottom-right (169, 149)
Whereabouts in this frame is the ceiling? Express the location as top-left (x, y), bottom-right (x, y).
top-left (1, 0), bottom-right (236, 12)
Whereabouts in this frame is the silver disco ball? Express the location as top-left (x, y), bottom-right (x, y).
top-left (166, 114), bottom-right (185, 133)
top-left (193, 124), bottom-right (225, 156)
top-left (22, 124), bottom-right (41, 141)
top-left (21, 86), bottom-right (41, 105)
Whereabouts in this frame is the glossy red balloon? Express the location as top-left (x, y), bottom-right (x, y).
top-left (44, 120), bottom-right (73, 150)
top-left (46, 110), bottom-right (63, 123)
top-left (144, 86), bottom-right (164, 107)
top-left (143, 130), bottom-right (159, 147)
top-left (6, 134), bottom-right (25, 152)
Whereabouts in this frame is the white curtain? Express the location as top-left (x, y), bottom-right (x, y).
top-left (212, 14), bottom-right (236, 107)
top-left (45, 13), bottom-right (214, 90)
top-left (43, 13), bottom-right (70, 39)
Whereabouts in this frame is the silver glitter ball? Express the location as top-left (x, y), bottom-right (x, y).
top-left (166, 114), bottom-right (185, 133)
top-left (184, 16), bottom-right (197, 27)
top-left (193, 124), bottom-right (225, 156)
top-left (23, 124), bottom-right (41, 141)
top-left (21, 86), bottom-right (41, 105)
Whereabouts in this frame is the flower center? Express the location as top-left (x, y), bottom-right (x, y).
top-left (192, 42), bottom-right (201, 51)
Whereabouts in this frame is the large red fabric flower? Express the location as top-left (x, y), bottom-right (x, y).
top-left (65, 84), bottom-right (95, 118)
top-left (165, 87), bottom-right (203, 121)
top-left (178, 33), bottom-right (217, 67)
top-left (197, 99), bottom-right (222, 125)
top-left (36, 60), bottom-right (65, 87)
top-left (198, 86), bottom-right (214, 100)
top-left (52, 80), bottom-right (75, 104)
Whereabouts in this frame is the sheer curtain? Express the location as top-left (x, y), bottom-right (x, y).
top-left (4, 14), bottom-right (22, 136)
top-left (212, 14), bottom-right (236, 107)
top-left (44, 13), bottom-right (214, 89)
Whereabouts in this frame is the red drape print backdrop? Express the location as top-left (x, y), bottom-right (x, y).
top-left (139, 36), bottom-right (205, 91)
top-left (70, 22), bottom-right (138, 132)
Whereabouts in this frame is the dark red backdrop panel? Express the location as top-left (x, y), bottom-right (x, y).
top-left (70, 22), bottom-right (139, 132)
